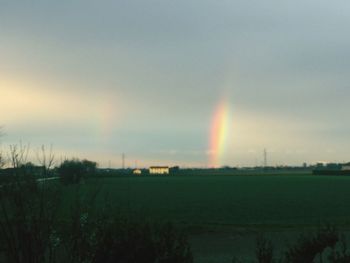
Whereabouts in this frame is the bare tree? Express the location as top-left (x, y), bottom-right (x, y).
top-left (8, 141), bottom-right (30, 169)
top-left (36, 144), bottom-right (55, 177)
top-left (0, 149), bottom-right (5, 169)
top-left (0, 126), bottom-right (5, 168)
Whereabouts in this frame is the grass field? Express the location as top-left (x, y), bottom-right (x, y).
top-left (77, 174), bottom-right (350, 227)
top-left (66, 173), bottom-right (350, 262)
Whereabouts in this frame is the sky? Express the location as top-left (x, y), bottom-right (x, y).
top-left (1, 0), bottom-right (350, 168)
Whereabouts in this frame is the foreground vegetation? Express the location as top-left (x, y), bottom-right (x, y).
top-left (0, 147), bottom-right (193, 263)
top-left (0, 174), bottom-right (193, 263)
top-left (2, 144), bottom-right (350, 262)
top-left (4, 171), bottom-right (350, 262)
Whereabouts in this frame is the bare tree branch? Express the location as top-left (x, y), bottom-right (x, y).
top-left (8, 142), bottom-right (30, 169)
top-left (0, 127), bottom-right (6, 168)
top-left (36, 144), bottom-right (55, 177)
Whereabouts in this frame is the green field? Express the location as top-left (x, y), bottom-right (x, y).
top-left (78, 174), bottom-right (350, 228)
top-left (69, 174), bottom-right (350, 262)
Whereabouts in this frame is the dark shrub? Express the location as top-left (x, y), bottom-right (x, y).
top-left (328, 234), bottom-right (350, 263)
top-left (285, 225), bottom-right (338, 263)
top-left (58, 159), bottom-right (97, 185)
top-left (256, 235), bottom-right (274, 263)
top-left (0, 171), bottom-right (62, 263)
top-left (66, 218), bottom-right (193, 263)
top-left (1, 172), bottom-right (193, 263)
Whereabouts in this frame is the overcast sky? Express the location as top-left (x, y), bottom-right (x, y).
top-left (1, 1), bottom-right (350, 168)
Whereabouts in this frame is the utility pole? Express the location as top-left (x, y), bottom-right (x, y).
top-left (122, 153), bottom-right (125, 169)
top-left (263, 148), bottom-right (267, 167)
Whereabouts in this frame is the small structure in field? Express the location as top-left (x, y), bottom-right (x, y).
top-left (133, 169), bottom-right (142, 175)
top-left (149, 166), bottom-right (169, 175)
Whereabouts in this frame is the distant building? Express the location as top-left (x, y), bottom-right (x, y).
top-left (149, 166), bottom-right (169, 175)
top-left (133, 169), bottom-right (142, 175)
top-left (342, 165), bottom-right (350, 171)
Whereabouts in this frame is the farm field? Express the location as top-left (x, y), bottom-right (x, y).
top-left (76, 174), bottom-right (350, 227)
top-left (65, 174), bottom-right (350, 262)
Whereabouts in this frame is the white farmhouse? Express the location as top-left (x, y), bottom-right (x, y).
top-left (149, 166), bottom-right (169, 175)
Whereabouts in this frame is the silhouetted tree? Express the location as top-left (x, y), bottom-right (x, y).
top-left (36, 144), bottom-right (55, 177)
top-left (58, 159), bottom-right (97, 185)
top-left (82, 159), bottom-right (97, 176)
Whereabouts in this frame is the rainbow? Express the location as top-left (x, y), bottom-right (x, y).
top-left (209, 99), bottom-right (230, 168)
top-left (93, 99), bottom-right (118, 142)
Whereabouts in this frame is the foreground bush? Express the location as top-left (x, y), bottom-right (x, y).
top-left (58, 159), bottom-right (97, 185)
top-left (256, 235), bottom-right (274, 263)
top-left (233, 225), bottom-right (343, 263)
top-left (66, 219), bottom-right (193, 263)
top-left (0, 172), bottom-right (193, 263)
top-left (285, 225), bottom-right (338, 263)
top-left (0, 175), bottom-right (61, 263)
